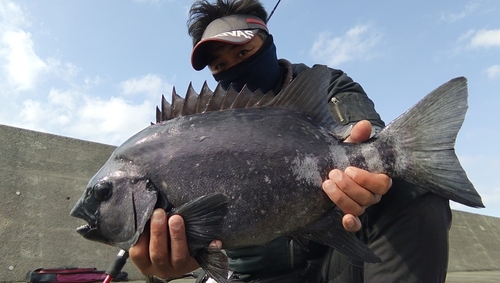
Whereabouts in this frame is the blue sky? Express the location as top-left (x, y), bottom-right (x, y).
top-left (1, 0), bottom-right (499, 217)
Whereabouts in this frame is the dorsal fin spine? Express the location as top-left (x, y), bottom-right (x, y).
top-left (197, 82), bottom-right (213, 113)
top-left (154, 66), bottom-right (334, 127)
top-left (161, 95), bottom-right (171, 121)
top-left (171, 87), bottom-right (184, 118)
top-left (182, 83), bottom-right (199, 116)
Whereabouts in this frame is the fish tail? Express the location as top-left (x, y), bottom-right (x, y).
top-left (376, 77), bottom-right (483, 208)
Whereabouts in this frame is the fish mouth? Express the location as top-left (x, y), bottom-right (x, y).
top-left (71, 202), bottom-right (110, 245)
top-left (75, 223), bottom-right (111, 245)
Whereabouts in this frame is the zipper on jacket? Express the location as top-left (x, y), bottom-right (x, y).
top-left (330, 96), bottom-right (345, 123)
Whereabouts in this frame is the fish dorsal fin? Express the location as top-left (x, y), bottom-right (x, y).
top-left (155, 82), bottom-right (272, 123)
top-left (155, 65), bottom-right (334, 127)
top-left (266, 65), bottom-right (335, 127)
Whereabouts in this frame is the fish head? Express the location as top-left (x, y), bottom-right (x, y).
top-left (70, 161), bottom-right (159, 250)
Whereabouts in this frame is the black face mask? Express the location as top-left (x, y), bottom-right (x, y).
top-left (213, 35), bottom-right (281, 94)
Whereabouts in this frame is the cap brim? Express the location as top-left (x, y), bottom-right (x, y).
top-left (191, 30), bottom-right (259, 71)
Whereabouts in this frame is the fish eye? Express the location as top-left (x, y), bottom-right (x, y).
top-left (93, 182), bottom-right (113, 201)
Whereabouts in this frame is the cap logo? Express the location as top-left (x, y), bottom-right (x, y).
top-left (213, 30), bottom-right (255, 39)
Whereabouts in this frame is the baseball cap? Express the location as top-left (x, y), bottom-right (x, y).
top-left (191, 14), bottom-right (269, 71)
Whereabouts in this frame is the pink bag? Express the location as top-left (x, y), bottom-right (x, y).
top-left (25, 267), bottom-right (128, 283)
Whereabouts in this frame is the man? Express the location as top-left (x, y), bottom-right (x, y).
top-left (130, 1), bottom-right (451, 282)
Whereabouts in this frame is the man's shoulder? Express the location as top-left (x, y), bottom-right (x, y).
top-left (289, 62), bottom-right (343, 78)
top-left (290, 62), bottom-right (310, 76)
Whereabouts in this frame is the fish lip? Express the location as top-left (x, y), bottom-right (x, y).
top-left (75, 223), bottom-right (110, 245)
top-left (71, 209), bottom-right (96, 226)
top-left (76, 223), bottom-right (94, 235)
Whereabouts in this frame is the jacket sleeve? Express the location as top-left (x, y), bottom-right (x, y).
top-left (291, 63), bottom-right (385, 136)
top-left (326, 68), bottom-right (385, 130)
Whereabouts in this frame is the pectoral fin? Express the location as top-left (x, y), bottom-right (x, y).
top-left (171, 193), bottom-right (230, 282)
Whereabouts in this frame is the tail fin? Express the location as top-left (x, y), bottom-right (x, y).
top-left (377, 77), bottom-right (483, 208)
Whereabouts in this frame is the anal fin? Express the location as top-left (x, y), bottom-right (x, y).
top-left (196, 246), bottom-right (229, 283)
top-left (294, 208), bottom-right (381, 263)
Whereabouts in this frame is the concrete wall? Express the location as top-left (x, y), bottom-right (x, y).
top-left (0, 124), bottom-right (141, 282)
top-left (1, 124), bottom-right (499, 281)
top-left (449, 210), bottom-right (500, 272)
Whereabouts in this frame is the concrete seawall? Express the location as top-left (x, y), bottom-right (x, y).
top-left (449, 211), bottom-right (500, 272)
top-left (1, 124), bottom-right (499, 281)
top-left (0, 124), bottom-right (141, 282)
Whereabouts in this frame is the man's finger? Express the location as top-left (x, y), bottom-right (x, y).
top-left (342, 214), bottom-right (362, 232)
top-left (149, 209), bottom-right (169, 267)
top-left (345, 120), bottom-right (371, 143)
top-left (345, 167), bottom-right (392, 196)
top-left (168, 215), bottom-right (198, 271)
top-left (129, 231), bottom-right (152, 273)
top-left (323, 171), bottom-right (367, 216)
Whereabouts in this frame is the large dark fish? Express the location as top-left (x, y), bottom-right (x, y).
top-left (71, 66), bottom-right (483, 283)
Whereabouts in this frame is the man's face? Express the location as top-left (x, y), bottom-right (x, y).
top-left (206, 35), bottom-right (264, 75)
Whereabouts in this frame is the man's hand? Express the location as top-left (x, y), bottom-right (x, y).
top-left (322, 120), bottom-right (392, 232)
top-left (129, 210), bottom-right (200, 279)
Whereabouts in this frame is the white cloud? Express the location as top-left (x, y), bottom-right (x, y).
top-left (50, 60), bottom-right (83, 83)
top-left (0, 0), bottom-right (77, 96)
top-left (17, 87), bottom-right (156, 145)
top-left (486, 65), bottom-right (500, 80)
top-left (440, 2), bottom-right (479, 22)
top-left (1, 29), bottom-right (48, 91)
top-left (0, 0), bottom-right (73, 94)
top-left (467, 29), bottom-right (500, 48)
top-left (84, 75), bottom-right (101, 89)
top-left (0, 0), bottom-right (49, 92)
top-left (120, 73), bottom-right (173, 99)
top-left (0, 0), bottom-right (29, 29)
top-left (0, 0), bottom-right (162, 145)
top-left (71, 96), bottom-right (154, 145)
top-left (310, 24), bottom-right (381, 66)
top-left (455, 29), bottom-right (500, 56)
top-left (18, 89), bottom-right (81, 132)
top-left (19, 99), bottom-right (45, 127)
top-left (48, 88), bottom-right (79, 111)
